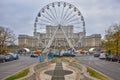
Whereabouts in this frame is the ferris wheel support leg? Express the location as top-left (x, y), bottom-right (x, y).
top-left (42, 26), bottom-right (59, 53)
top-left (60, 25), bottom-right (76, 51)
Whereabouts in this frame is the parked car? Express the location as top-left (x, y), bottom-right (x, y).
top-left (48, 53), bottom-right (54, 59)
top-left (63, 53), bottom-right (75, 57)
top-left (94, 53), bottom-right (100, 57)
top-left (8, 52), bottom-right (19, 60)
top-left (106, 55), bottom-right (113, 61)
top-left (53, 54), bottom-right (60, 57)
top-left (30, 52), bottom-right (39, 57)
top-left (118, 56), bottom-right (120, 63)
top-left (5, 54), bottom-right (14, 61)
top-left (106, 54), bottom-right (119, 62)
top-left (111, 55), bottom-right (119, 62)
top-left (99, 53), bottom-right (106, 59)
top-left (0, 54), bottom-right (5, 63)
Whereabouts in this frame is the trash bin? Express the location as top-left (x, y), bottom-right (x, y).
top-left (39, 54), bottom-right (44, 62)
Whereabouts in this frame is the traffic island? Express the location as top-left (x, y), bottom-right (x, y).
top-left (39, 61), bottom-right (81, 80)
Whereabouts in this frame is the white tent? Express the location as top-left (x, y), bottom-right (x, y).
top-left (23, 48), bottom-right (30, 52)
top-left (89, 48), bottom-right (95, 52)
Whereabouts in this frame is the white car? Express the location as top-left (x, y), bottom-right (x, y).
top-left (99, 53), bottom-right (106, 59)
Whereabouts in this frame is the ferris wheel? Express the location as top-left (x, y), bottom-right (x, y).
top-left (34, 1), bottom-right (86, 52)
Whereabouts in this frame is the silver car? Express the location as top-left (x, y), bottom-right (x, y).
top-left (99, 53), bottom-right (106, 59)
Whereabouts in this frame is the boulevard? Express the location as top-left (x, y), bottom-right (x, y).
top-left (1, 55), bottom-right (120, 80)
top-left (75, 55), bottom-right (120, 80)
top-left (0, 56), bottom-right (38, 79)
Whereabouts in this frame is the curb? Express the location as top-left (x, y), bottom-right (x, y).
top-left (87, 66), bottom-right (113, 80)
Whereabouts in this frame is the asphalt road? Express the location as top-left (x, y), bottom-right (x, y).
top-left (0, 56), bottom-right (38, 80)
top-left (1, 55), bottom-right (120, 80)
top-left (75, 55), bottom-right (120, 80)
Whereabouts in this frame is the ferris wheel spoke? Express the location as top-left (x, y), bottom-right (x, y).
top-left (45, 11), bottom-right (56, 23)
top-left (41, 14), bottom-right (55, 24)
top-left (38, 18), bottom-right (51, 23)
top-left (62, 5), bottom-right (75, 22)
top-left (60, 5), bottom-right (65, 23)
top-left (62, 8), bottom-right (69, 23)
top-left (67, 22), bottom-right (82, 25)
top-left (63, 10), bottom-right (74, 22)
top-left (65, 14), bottom-right (77, 23)
top-left (49, 8), bottom-right (58, 23)
top-left (67, 19), bottom-right (82, 24)
top-left (66, 17), bottom-right (80, 24)
top-left (58, 6), bottom-right (61, 23)
top-left (37, 19), bottom-right (51, 25)
top-left (38, 18), bottom-right (53, 24)
top-left (53, 7), bottom-right (58, 23)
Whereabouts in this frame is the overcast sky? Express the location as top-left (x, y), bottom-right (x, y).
top-left (0, 0), bottom-right (120, 38)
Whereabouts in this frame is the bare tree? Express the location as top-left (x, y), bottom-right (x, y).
top-left (0, 26), bottom-right (16, 54)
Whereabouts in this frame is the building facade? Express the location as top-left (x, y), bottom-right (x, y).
top-left (34, 25), bottom-right (85, 48)
top-left (18, 25), bottom-right (101, 49)
top-left (81, 34), bottom-right (101, 49)
top-left (18, 35), bottom-right (38, 48)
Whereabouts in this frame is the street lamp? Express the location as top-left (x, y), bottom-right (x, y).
top-left (58, 42), bottom-right (61, 56)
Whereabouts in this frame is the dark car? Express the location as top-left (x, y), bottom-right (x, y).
top-left (53, 54), bottom-right (60, 57)
top-left (94, 53), bottom-right (100, 57)
top-left (111, 55), bottom-right (119, 62)
top-left (106, 55), bottom-right (112, 61)
top-left (106, 54), bottom-right (119, 62)
top-left (118, 56), bottom-right (120, 63)
top-left (63, 53), bottom-right (75, 57)
top-left (5, 54), bottom-right (14, 61)
top-left (0, 55), bottom-right (5, 63)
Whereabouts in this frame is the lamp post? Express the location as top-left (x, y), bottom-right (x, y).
top-left (58, 42), bottom-right (61, 56)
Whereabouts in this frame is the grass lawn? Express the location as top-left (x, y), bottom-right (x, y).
top-left (5, 68), bottom-right (29, 80)
top-left (87, 67), bottom-right (109, 80)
